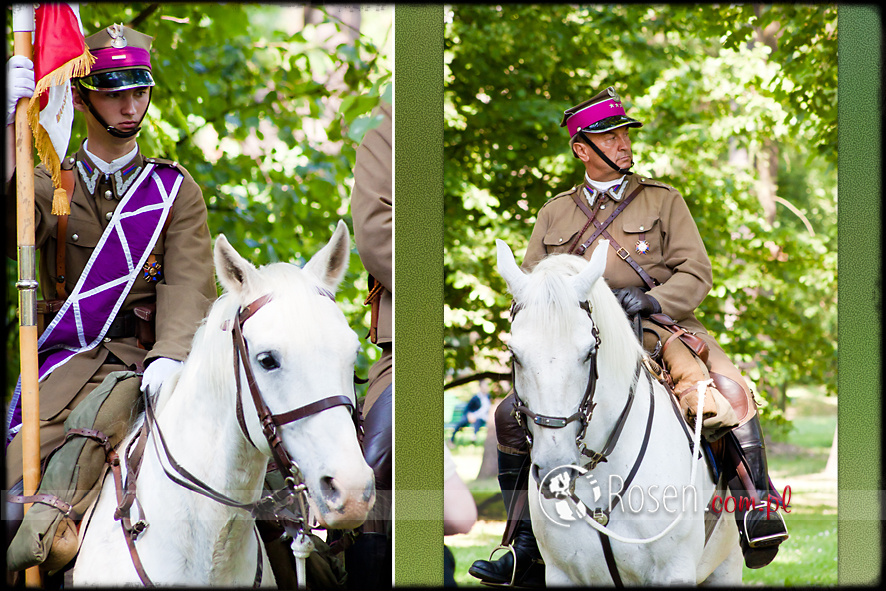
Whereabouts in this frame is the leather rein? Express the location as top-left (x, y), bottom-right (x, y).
top-left (113, 287), bottom-right (356, 586)
top-left (508, 297), bottom-right (656, 587)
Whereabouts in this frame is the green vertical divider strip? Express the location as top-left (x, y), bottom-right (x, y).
top-left (837, 5), bottom-right (882, 586)
top-left (394, 5), bottom-right (445, 586)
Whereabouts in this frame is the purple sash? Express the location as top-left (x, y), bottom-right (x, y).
top-left (6, 164), bottom-right (183, 445)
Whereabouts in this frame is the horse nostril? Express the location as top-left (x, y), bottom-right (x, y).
top-left (321, 476), bottom-right (340, 504)
top-left (531, 463), bottom-right (541, 483)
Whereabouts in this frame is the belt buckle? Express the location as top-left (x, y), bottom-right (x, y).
top-left (616, 247), bottom-right (630, 260)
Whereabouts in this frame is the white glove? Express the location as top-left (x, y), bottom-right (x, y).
top-left (140, 357), bottom-right (184, 399)
top-left (7, 56), bottom-right (35, 127)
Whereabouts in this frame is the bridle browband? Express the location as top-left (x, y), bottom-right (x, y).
top-left (115, 286), bottom-right (357, 586)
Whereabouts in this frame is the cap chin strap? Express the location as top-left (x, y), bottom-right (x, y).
top-left (76, 82), bottom-right (152, 139)
top-left (577, 130), bottom-right (634, 176)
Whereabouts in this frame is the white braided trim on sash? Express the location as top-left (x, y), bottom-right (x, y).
top-left (36, 164), bottom-right (182, 379)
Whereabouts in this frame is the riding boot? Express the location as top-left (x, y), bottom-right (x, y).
top-left (727, 414), bottom-right (789, 568)
top-left (6, 371), bottom-right (142, 574)
top-left (468, 449), bottom-right (544, 588)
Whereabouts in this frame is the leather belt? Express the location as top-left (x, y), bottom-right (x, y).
top-left (105, 311), bottom-right (138, 339)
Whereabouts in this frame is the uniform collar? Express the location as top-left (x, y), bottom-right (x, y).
top-left (74, 140), bottom-right (145, 198)
top-left (582, 173), bottom-right (627, 208)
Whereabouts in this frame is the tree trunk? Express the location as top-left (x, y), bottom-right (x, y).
top-left (476, 399), bottom-right (501, 480)
top-left (823, 423), bottom-right (837, 477)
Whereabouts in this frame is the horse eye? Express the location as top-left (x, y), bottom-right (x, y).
top-left (584, 348), bottom-right (595, 363)
top-left (509, 349), bottom-right (521, 367)
top-left (257, 352), bottom-right (280, 371)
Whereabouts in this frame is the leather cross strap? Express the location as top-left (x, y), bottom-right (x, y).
top-left (55, 169), bottom-right (77, 299)
top-left (570, 189), bottom-right (660, 290)
top-left (568, 185), bottom-right (643, 257)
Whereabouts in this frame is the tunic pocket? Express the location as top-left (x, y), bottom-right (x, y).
top-left (622, 214), bottom-right (662, 261)
top-left (542, 228), bottom-right (581, 255)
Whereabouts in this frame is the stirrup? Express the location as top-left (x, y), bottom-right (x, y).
top-left (743, 503), bottom-right (789, 548)
top-left (481, 545), bottom-right (518, 587)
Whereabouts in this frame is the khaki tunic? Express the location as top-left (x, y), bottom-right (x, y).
top-left (523, 173), bottom-right (752, 404)
top-left (6, 141), bottom-right (216, 487)
top-left (350, 101), bottom-right (393, 412)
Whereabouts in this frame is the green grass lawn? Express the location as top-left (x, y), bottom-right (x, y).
top-left (446, 384), bottom-right (838, 586)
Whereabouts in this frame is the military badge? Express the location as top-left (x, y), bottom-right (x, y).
top-left (636, 239), bottom-right (650, 255)
top-left (142, 260), bottom-right (162, 283)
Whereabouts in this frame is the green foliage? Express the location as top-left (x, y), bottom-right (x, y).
top-left (444, 5), bottom-right (838, 425)
top-left (7, 5), bottom-right (392, 396)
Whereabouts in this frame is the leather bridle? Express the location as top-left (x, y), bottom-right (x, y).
top-left (114, 286), bottom-right (358, 586)
top-left (509, 298), bottom-right (644, 471)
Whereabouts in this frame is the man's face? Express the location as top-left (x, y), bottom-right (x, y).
top-left (574, 126), bottom-right (633, 181)
top-left (74, 87), bottom-right (151, 136)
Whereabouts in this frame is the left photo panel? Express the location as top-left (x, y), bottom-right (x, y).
top-left (5, 4), bottom-right (392, 587)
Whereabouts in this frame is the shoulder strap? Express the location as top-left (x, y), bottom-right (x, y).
top-left (55, 169), bottom-right (77, 299)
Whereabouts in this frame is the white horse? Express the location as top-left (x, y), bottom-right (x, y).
top-left (73, 221), bottom-right (375, 586)
top-left (496, 238), bottom-right (742, 586)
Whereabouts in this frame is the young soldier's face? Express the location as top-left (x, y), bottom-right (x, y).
top-left (86, 88), bottom-right (151, 134)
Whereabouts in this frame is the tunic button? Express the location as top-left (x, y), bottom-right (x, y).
top-left (558, 238), bottom-right (563, 243)
top-left (600, 205), bottom-right (606, 210)
top-left (104, 190), bottom-right (113, 200)
top-left (106, 211), bottom-right (114, 221)
top-left (639, 226), bottom-right (644, 231)
top-left (72, 233), bottom-right (79, 242)
top-left (103, 337), bottom-right (111, 343)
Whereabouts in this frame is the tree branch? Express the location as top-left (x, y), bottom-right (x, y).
top-left (127, 4), bottom-right (162, 30)
top-left (444, 371), bottom-right (511, 390)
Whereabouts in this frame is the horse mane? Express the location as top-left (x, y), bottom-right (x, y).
top-left (519, 254), bottom-right (645, 378)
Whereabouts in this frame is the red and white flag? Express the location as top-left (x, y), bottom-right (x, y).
top-left (27, 3), bottom-right (94, 215)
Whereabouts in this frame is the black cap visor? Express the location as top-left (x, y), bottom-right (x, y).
top-left (577, 115), bottom-right (642, 135)
top-left (77, 68), bottom-right (155, 92)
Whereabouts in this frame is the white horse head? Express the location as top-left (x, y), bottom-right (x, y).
top-left (497, 239), bottom-right (644, 481)
top-left (211, 220), bottom-right (375, 529)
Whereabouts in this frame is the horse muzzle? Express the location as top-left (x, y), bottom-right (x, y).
top-left (310, 468), bottom-right (376, 529)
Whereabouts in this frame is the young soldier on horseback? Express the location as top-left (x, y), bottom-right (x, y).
top-left (470, 86), bottom-right (789, 587)
top-left (5, 24), bottom-right (216, 578)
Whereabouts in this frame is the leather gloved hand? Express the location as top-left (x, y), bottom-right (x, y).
top-left (140, 357), bottom-right (184, 400)
top-left (612, 286), bottom-right (661, 317)
top-left (7, 56), bottom-right (35, 127)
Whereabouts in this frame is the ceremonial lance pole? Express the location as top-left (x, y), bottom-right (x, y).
top-left (11, 4), bottom-right (42, 586)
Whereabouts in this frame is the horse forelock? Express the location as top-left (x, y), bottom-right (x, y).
top-left (517, 254), bottom-right (644, 378)
top-left (184, 261), bottom-right (346, 402)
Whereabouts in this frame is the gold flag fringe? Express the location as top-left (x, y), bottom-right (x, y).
top-left (27, 49), bottom-right (95, 217)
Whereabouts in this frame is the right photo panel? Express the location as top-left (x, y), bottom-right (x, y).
top-left (442, 5), bottom-right (837, 587)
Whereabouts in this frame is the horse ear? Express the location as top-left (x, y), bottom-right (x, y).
top-left (214, 234), bottom-right (259, 296)
top-left (304, 219), bottom-right (350, 293)
top-left (496, 239), bottom-right (528, 297)
top-left (570, 239), bottom-right (609, 298)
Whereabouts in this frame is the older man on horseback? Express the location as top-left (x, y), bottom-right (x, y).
top-left (470, 86), bottom-right (789, 587)
top-left (5, 23), bottom-right (216, 578)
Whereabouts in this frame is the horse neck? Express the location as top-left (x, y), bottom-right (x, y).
top-left (151, 332), bottom-right (269, 508)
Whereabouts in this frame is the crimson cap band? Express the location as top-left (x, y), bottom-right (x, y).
top-left (77, 24), bottom-right (155, 91)
top-left (560, 87), bottom-right (642, 137)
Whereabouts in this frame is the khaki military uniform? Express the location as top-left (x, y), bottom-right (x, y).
top-left (522, 173), bottom-right (754, 423)
top-left (5, 141), bottom-right (216, 488)
top-left (350, 101), bottom-right (393, 414)
top-left (347, 101), bottom-right (393, 579)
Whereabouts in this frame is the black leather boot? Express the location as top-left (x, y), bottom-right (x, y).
top-left (727, 415), bottom-right (789, 568)
top-left (468, 450), bottom-right (544, 587)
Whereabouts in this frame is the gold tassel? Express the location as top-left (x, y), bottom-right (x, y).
top-left (52, 187), bottom-right (71, 216)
